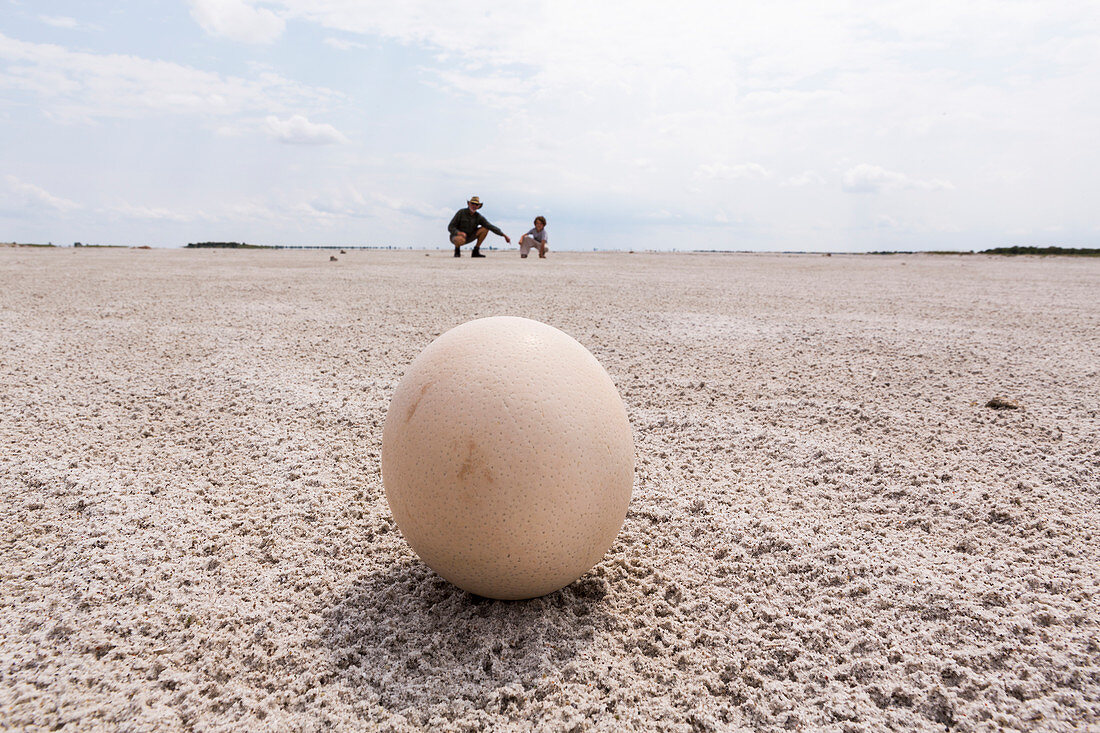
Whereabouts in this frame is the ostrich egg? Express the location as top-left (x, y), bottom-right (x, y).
top-left (381, 316), bottom-right (634, 600)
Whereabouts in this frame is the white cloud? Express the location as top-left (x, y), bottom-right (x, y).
top-left (695, 163), bottom-right (770, 181)
top-left (0, 33), bottom-right (341, 121)
top-left (841, 164), bottom-right (954, 194)
top-left (785, 171), bottom-right (826, 187)
top-left (426, 66), bottom-right (528, 108)
top-left (264, 115), bottom-right (348, 144)
top-left (646, 210), bottom-right (680, 222)
top-left (323, 37), bottom-right (368, 51)
top-left (296, 189), bottom-right (449, 223)
top-left (188, 0), bottom-right (285, 44)
top-left (375, 195), bottom-right (450, 221)
top-left (106, 203), bottom-right (198, 223)
top-left (39, 16), bottom-right (78, 29)
top-left (0, 175), bottom-right (81, 215)
top-left (100, 189), bottom-right (438, 229)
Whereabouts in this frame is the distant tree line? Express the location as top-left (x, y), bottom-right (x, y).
top-left (981, 246), bottom-right (1099, 257)
top-left (867, 246), bottom-right (1098, 257)
top-left (185, 242), bottom-right (272, 249)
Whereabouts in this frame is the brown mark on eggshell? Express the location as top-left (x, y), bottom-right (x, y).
top-left (456, 440), bottom-right (494, 489)
top-left (405, 381), bottom-right (434, 424)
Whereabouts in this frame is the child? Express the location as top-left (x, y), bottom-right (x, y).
top-left (518, 216), bottom-right (549, 258)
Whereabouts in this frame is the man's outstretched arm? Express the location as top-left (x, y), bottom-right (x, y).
top-left (476, 213), bottom-right (506, 238)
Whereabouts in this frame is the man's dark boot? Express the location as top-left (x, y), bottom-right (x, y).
top-left (454, 246), bottom-right (461, 257)
top-left (471, 247), bottom-right (485, 258)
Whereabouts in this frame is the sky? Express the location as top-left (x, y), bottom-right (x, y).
top-left (2, 1), bottom-right (1099, 251)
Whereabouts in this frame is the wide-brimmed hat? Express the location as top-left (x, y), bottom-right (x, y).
top-left (467, 196), bottom-right (483, 208)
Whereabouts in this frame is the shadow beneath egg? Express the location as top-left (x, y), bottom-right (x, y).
top-left (319, 558), bottom-right (614, 713)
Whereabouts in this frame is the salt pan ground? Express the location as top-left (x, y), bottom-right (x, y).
top-left (1, 248), bottom-right (1098, 731)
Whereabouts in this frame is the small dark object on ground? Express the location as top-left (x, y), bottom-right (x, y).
top-left (986, 397), bottom-right (1020, 410)
top-left (329, 255), bottom-right (338, 262)
top-left (340, 249), bottom-right (346, 254)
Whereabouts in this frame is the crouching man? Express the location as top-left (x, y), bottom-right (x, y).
top-left (448, 196), bottom-right (510, 258)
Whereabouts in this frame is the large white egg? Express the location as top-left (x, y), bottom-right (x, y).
top-left (381, 316), bottom-right (634, 600)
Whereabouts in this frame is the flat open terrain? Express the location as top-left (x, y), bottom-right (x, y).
top-left (2, 248), bottom-right (1098, 731)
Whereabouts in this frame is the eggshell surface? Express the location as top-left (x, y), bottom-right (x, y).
top-left (381, 316), bottom-right (634, 600)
